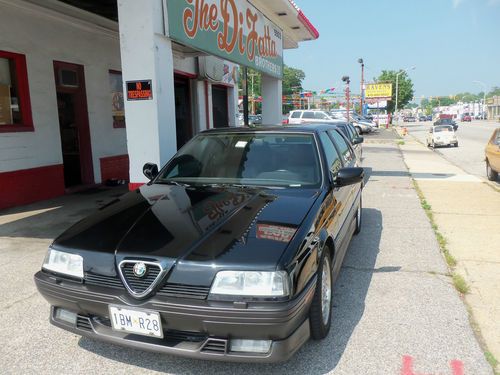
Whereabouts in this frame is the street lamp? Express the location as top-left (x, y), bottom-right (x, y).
top-left (358, 58), bottom-right (364, 116)
top-left (342, 75), bottom-right (350, 124)
top-left (473, 80), bottom-right (487, 119)
top-left (395, 66), bottom-right (416, 122)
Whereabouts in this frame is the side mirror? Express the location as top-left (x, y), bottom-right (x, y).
top-left (334, 167), bottom-right (364, 187)
top-left (352, 136), bottom-right (364, 145)
top-left (143, 162), bottom-right (158, 180)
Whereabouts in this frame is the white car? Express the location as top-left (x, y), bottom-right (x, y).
top-left (288, 110), bottom-right (339, 125)
top-left (427, 125), bottom-right (458, 148)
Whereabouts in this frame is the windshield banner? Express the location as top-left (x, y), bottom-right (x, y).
top-left (167, 0), bottom-right (284, 79)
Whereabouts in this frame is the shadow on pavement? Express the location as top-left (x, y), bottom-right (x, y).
top-left (77, 208), bottom-right (384, 375)
top-left (0, 186), bottom-right (127, 239)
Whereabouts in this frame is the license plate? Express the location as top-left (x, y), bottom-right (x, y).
top-left (109, 305), bottom-right (163, 338)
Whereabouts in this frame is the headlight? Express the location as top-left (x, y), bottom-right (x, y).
top-left (42, 248), bottom-right (83, 279)
top-left (210, 271), bottom-right (290, 297)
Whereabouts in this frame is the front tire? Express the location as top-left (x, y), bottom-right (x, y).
top-left (309, 247), bottom-right (333, 340)
top-left (486, 160), bottom-right (498, 181)
top-left (354, 196), bottom-right (362, 235)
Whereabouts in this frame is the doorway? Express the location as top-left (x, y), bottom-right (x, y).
top-left (54, 61), bottom-right (94, 188)
top-left (174, 76), bottom-right (193, 149)
top-left (212, 85), bottom-right (228, 128)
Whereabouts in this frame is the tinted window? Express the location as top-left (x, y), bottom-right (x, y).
top-left (159, 133), bottom-right (321, 187)
top-left (494, 130), bottom-right (500, 145)
top-left (290, 111), bottom-right (301, 118)
top-left (319, 132), bottom-right (342, 175)
top-left (335, 124), bottom-right (349, 139)
top-left (328, 129), bottom-right (354, 165)
top-left (302, 111), bottom-right (315, 119)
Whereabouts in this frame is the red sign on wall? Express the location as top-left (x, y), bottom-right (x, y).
top-left (126, 80), bottom-right (153, 100)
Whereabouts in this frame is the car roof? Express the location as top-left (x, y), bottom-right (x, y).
top-left (200, 124), bottom-right (338, 135)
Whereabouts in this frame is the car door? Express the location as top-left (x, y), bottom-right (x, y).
top-left (327, 130), bottom-right (360, 245)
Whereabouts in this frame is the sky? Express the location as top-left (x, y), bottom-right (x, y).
top-left (284, 0), bottom-right (500, 101)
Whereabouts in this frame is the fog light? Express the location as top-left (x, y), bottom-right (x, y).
top-left (230, 339), bottom-right (272, 353)
top-left (55, 308), bottom-right (77, 325)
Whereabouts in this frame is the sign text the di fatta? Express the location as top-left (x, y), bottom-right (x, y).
top-left (365, 83), bottom-right (393, 99)
top-left (167, 0), bottom-right (284, 79)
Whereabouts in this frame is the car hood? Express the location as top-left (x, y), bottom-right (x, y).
top-left (53, 184), bottom-right (320, 285)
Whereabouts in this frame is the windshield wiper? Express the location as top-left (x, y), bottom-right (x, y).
top-left (155, 180), bottom-right (191, 187)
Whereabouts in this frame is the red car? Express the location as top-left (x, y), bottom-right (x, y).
top-left (462, 115), bottom-right (472, 122)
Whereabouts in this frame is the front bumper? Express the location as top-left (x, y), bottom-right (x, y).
top-left (34, 271), bottom-right (316, 363)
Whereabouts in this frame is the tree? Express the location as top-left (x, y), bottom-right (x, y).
top-left (487, 86), bottom-right (500, 98)
top-left (282, 65), bottom-right (305, 95)
top-left (376, 70), bottom-right (414, 114)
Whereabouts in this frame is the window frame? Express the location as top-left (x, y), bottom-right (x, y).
top-left (0, 50), bottom-right (33, 133)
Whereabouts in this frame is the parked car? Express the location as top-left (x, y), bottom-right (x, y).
top-left (403, 116), bottom-right (416, 122)
top-left (302, 121), bottom-right (364, 162)
top-left (485, 127), bottom-right (500, 181)
top-left (35, 125), bottom-right (364, 363)
top-left (434, 117), bottom-right (458, 131)
top-left (248, 114), bottom-right (262, 126)
top-left (426, 115), bottom-right (433, 122)
top-left (418, 115), bottom-right (427, 122)
top-left (461, 114), bottom-right (472, 122)
top-left (288, 110), bottom-right (338, 125)
top-left (427, 125), bottom-right (458, 148)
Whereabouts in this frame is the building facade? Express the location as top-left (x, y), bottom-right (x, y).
top-left (0, 0), bottom-right (318, 210)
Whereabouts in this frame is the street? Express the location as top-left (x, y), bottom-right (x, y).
top-left (401, 120), bottom-right (499, 186)
top-left (0, 130), bottom-right (492, 374)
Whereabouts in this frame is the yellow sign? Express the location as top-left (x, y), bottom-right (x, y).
top-left (365, 83), bottom-right (393, 99)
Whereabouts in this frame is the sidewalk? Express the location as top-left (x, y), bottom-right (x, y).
top-left (397, 133), bottom-right (500, 371)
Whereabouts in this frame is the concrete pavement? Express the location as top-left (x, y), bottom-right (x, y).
top-left (398, 130), bottom-right (500, 373)
top-left (0, 132), bottom-right (493, 374)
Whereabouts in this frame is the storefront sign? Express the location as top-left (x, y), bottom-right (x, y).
top-left (167, 0), bottom-right (283, 79)
top-left (126, 80), bottom-right (153, 100)
top-left (365, 83), bottom-right (393, 99)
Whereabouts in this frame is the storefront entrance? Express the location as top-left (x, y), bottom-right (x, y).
top-left (53, 61), bottom-right (94, 188)
top-left (212, 85), bottom-right (229, 128)
top-left (174, 76), bottom-right (193, 149)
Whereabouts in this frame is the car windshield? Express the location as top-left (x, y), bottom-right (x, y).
top-left (434, 125), bottom-right (454, 132)
top-left (440, 118), bottom-right (453, 124)
top-left (156, 133), bottom-right (322, 188)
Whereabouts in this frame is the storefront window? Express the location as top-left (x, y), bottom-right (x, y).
top-left (0, 51), bottom-right (33, 132)
top-left (109, 70), bottom-right (125, 128)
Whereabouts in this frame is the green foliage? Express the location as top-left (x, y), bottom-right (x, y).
top-left (282, 65), bottom-right (305, 95)
top-left (487, 86), bottom-right (500, 98)
top-left (376, 70), bottom-right (414, 114)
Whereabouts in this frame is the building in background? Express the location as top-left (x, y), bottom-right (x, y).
top-left (487, 96), bottom-right (500, 121)
top-left (0, 0), bottom-right (318, 210)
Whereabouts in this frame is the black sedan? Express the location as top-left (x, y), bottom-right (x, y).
top-left (35, 125), bottom-right (363, 363)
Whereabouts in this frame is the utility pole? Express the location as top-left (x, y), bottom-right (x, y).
top-left (242, 66), bottom-right (249, 126)
top-left (342, 76), bottom-right (350, 124)
top-left (358, 58), bottom-right (364, 116)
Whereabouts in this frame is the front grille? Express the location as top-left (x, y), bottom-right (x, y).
top-left (121, 263), bottom-right (161, 293)
top-left (84, 272), bottom-right (210, 300)
top-left (85, 273), bottom-right (124, 289)
top-left (165, 330), bottom-right (207, 343)
top-left (76, 315), bottom-right (92, 331)
top-left (156, 283), bottom-right (210, 300)
top-left (201, 339), bottom-right (227, 354)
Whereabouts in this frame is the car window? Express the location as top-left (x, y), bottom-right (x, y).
top-left (158, 133), bottom-right (322, 188)
top-left (346, 125), bottom-right (357, 142)
top-left (319, 132), bottom-right (342, 175)
top-left (328, 129), bottom-right (355, 166)
top-left (302, 111), bottom-right (315, 119)
top-left (314, 112), bottom-right (328, 119)
top-left (290, 111), bottom-right (301, 119)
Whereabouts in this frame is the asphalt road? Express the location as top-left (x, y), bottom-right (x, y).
top-left (0, 132), bottom-right (492, 374)
top-left (401, 120), bottom-right (499, 186)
